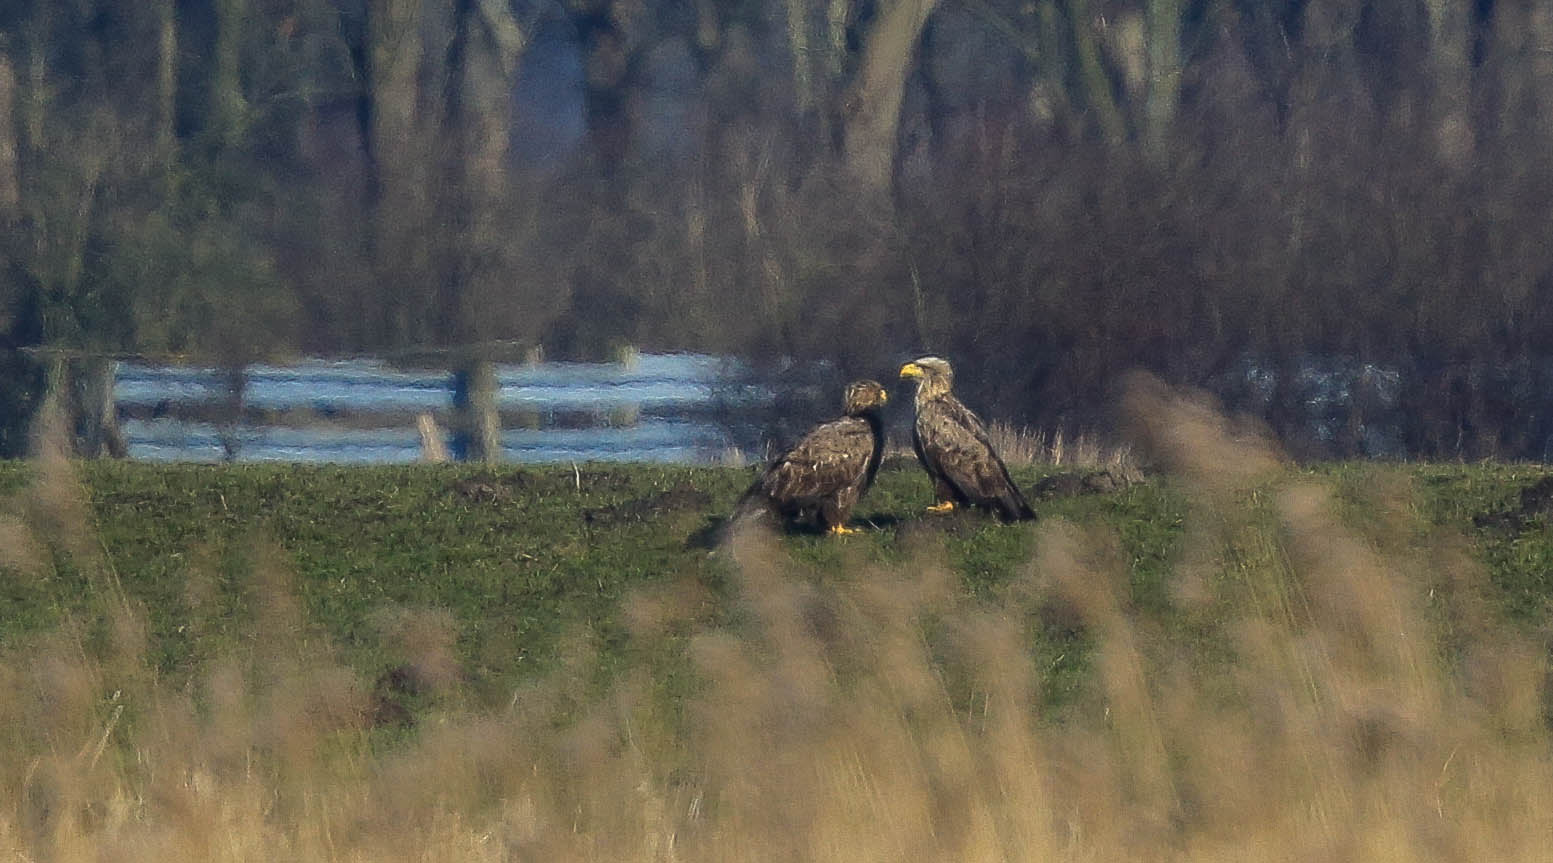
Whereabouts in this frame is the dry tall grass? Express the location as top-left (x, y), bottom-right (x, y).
top-left (985, 421), bottom-right (1141, 475)
top-left (2, 377), bottom-right (1549, 861)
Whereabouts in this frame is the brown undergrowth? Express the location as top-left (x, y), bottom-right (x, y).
top-left (0, 377), bottom-right (1548, 861)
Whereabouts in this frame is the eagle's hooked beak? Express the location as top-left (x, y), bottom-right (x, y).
top-left (879, 389), bottom-right (888, 403)
top-left (899, 362), bottom-right (924, 380)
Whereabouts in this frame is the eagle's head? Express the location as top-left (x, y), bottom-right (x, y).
top-left (899, 356), bottom-right (954, 400)
top-left (843, 379), bottom-right (889, 416)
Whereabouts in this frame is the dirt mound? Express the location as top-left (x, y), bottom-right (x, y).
top-left (583, 483), bottom-right (713, 526)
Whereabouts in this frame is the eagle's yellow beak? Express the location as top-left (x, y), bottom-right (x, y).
top-left (899, 362), bottom-right (923, 379)
top-left (879, 390), bottom-right (888, 403)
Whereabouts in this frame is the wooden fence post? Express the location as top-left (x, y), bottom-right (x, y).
top-left (417, 412), bottom-right (450, 463)
top-left (81, 357), bottom-right (127, 458)
top-left (37, 355), bottom-right (128, 458)
top-left (452, 359), bottom-right (500, 463)
top-left (217, 364), bottom-right (246, 462)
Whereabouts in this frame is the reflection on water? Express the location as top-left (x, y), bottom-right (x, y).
top-left (115, 354), bottom-right (768, 464)
top-left (121, 418), bottom-right (733, 464)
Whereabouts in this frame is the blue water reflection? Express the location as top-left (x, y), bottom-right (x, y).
top-left (116, 354), bottom-right (763, 464)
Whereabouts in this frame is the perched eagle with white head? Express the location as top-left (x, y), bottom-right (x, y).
top-left (730, 380), bottom-right (889, 535)
top-left (899, 356), bottom-right (1035, 522)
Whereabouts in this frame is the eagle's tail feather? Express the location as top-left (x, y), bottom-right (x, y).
top-left (731, 483), bottom-right (772, 522)
top-left (997, 486), bottom-right (1037, 522)
top-left (717, 484), bottom-right (776, 543)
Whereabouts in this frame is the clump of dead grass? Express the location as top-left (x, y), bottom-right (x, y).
top-left (985, 420), bottom-right (1141, 476)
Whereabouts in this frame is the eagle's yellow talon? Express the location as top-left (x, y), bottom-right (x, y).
top-left (828, 524), bottom-right (862, 536)
top-left (925, 501), bottom-right (956, 514)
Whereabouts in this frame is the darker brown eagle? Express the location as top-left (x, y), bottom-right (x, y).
top-left (730, 380), bottom-right (889, 535)
top-left (899, 356), bottom-right (1035, 522)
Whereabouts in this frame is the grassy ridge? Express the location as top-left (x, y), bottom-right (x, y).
top-left (0, 460), bottom-right (1173, 705)
top-left (2, 458), bottom-right (1550, 711)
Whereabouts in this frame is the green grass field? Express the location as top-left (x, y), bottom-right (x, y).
top-left (0, 458), bottom-right (1163, 702)
top-left (2, 456), bottom-right (1550, 710)
top-left (5, 425), bottom-right (1553, 859)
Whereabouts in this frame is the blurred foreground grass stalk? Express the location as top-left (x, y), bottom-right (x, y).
top-left (1, 378), bottom-right (1550, 861)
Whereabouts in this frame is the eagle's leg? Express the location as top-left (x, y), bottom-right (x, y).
top-left (926, 479), bottom-right (957, 514)
top-left (821, 493), bottom-right (860, 536)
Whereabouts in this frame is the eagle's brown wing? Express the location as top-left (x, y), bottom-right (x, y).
top-left (756, 415), bottom-right (877, 527)
top-left (915, 395), bottom-right (1035, 521)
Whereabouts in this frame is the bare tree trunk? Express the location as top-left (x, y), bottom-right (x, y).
top-left (1067, 0), bottom-right (1127, 144)
top-left (156, 0), bottom-right (177, 166)
top-left (1029, 1), bottom-right (1073, 136)
top-left (1503, 6), bottom-right (1553, 145)
top-left (341, 2), bottom-right (382, 216)
top-left (60, 122), bottom-right (106, 303)
top-left (1423, 0), bottom-right (1474, 166)
top-left (338, 1), bottom-right (385, 351)
top-left (21, 27), bottom-right (43, 157)
top-left (435, 0), bottom-right (524, 347)
top-left (738, 160), bottom-right (784, 331)
top-left (786, 0), bottom-right (813, 114)
top-left (571, 0), bottom-right (640, 176)
top-left (0, 50), bottom-right (17, 222)
top-left (211, 0), bottom-right (247, 148)
top-left (826, 0), bottom-right (848, 78)
top-left (436, 0), bottom-right (479, 348)
top-left (1286, 0), bottom-right (1361, 248)
top-left (1535, 8), bottom-right (1553, 94)
top-left (459, 0), bottom-right (526, 196)
top-left (1143, 0), bottom-right (1181, 161)
top-left (814, 0), bottom-right (848, 147)
top-left (365, 0), bottom-right (427, 347)
top-left (842, 0), bottom-right (940, 191)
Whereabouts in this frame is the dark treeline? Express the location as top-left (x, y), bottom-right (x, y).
top-left (2, 0), bottom-right (1553, 459)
